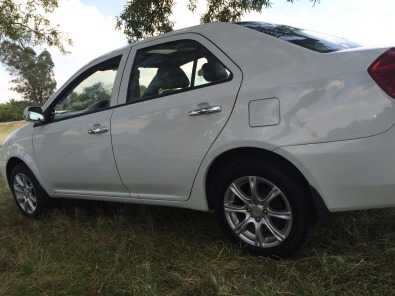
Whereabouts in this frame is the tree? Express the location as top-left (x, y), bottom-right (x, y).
top-left (0, 41), bottom-right (57, 105)
top-left (0, 99), bottom-right (30, 122)
top-left (117, 0), bottom-right (174, 42)
top-left (0, 0), bottom-right (69, 53)
top-left (117, 0), bottom-right (318, 42)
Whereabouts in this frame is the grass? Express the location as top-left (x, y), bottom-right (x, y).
top-left (0, 122), bottom-right (395, 295)
top-left (0, 121), bottom-right (25, 143)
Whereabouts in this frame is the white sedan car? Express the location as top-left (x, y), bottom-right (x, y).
top-left (2, 22), bottom-right (395, 257)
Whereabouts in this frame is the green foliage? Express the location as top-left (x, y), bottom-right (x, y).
top-left (0, 99), bottom-right (29, 122)
top-left (202, 0), bottom-right (274, 23)
top-left (0, 41), bottom-right (57, 105)
top-left (117, 0), bottom-right (318, 42)
top-left (0, 178), bottom-right (394, 295)
top-left (116, 0), bottom-right (174, 42)
top-left (0, 0), bottom-right (69, 53)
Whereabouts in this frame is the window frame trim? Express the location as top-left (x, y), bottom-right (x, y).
top-left (123, 37), bottom-right (234, 107)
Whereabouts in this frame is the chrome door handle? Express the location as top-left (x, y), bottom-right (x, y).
top-left (188, 104), bottom-right (222, 116)
top-left (88, 125), bottom-right (109, 135)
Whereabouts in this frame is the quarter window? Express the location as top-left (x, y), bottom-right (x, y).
top-left (127, 40), bottom-right (231, 103)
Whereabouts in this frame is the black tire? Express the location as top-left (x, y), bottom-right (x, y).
top-left (210, 157), bottom-right (311, 257)
top-left (9, 163), bottom-right (50, 218)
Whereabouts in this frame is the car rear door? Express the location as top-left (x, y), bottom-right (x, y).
top-left (111, 34), bottom-right (242, 201)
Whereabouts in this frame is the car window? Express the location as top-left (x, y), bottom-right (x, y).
top-left (127, 40), bottom-right (231, 103)
top-left (52, 57), bottom-right (120, 120)
top-left (237, 22), bottom-right (360, 53)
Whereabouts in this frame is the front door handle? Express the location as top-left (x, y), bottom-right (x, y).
top-left (188, 104), bottom-right (222, 116)
top-left (88, 124), bottom-right (109, 135)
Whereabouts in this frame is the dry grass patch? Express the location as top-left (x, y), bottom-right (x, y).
top-left (0, 121), bottom-right (25, 143)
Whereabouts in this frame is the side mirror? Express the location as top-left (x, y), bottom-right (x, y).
top-left (23, 106), bottom-right (44, 122)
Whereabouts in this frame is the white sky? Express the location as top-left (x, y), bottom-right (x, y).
top-left (0, 0), bottom-right (394, 102)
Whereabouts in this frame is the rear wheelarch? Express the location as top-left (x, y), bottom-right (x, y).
top-left (210, 157), bottom-right (311, 257)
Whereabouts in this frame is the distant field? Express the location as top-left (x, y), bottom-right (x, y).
top-left (0, 121), bottom-right (25, 143)
top-left (0, 123), bottom-right (395, 295)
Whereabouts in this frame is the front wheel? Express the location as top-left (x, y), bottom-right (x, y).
top-left (10, 164), bottom-right (50, 218)
top-left (212, 159), bottom-right (311, 257)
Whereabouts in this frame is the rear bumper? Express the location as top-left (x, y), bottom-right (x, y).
top-left (276, 124), bottom-right (395, 212)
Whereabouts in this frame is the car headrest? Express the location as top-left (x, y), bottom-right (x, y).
top-left (143, 66), bottom-right (190, 98)
top-left (156, 66), bottom-right (190, 90)
top-left (201, 61), bottom-right (229, 83)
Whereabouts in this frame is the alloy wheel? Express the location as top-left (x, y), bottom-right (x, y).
top-left (224, 176), bottom-right (293, 248)
top-left (13, 173), bottom-right (38, 215)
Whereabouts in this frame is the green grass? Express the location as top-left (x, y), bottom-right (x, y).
top-left (0, 121), bottom-right (25, 143)
top-left (0, 123), bottom-right (395, 295)
top-left (1, 181), bottom-right (395, 296)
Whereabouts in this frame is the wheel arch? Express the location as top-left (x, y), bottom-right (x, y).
top-left (6, 157), bottom-right (27, 184)
top-left (204, 147), bottom-right (330, 223)
top-left (5, 156), bottom-right (52, 199)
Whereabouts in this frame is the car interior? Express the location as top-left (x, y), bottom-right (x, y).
top-left (127, 40), bottom-right (231, 103)
top-left (50, 41), bottom-right (231, 121)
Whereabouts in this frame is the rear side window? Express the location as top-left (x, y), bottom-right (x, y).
top-left (127, 39), bottom-right (232, 103)
top-left (238, 22), bottom-right (360, 53)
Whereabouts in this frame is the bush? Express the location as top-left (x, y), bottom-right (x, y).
top-left (0, 100), bottom-right (30, 122)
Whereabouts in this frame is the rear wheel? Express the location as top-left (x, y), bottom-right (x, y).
top-left (211, 158), bottom-right (311, 257)
top-left (10, 164), bottom-right (50, 218)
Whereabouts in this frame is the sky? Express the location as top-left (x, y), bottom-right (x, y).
top-left (1, 0), bottom-right (395, 102)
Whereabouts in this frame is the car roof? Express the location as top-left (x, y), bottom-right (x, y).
top-left (101, 22), bottom-right (240, 56)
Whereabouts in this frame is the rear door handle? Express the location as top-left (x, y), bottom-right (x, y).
top-left (188, 104), bottom-right (222, 116)
top-left (88, 124), bottom-right (109, 135)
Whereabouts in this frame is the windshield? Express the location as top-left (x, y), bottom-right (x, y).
top-left (237, 22), bottom-right (360, 53)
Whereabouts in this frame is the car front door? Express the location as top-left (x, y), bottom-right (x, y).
top-left (33, 51), bottom-right (129, 198)
top-left (111, 34), bottom-right (242, 201)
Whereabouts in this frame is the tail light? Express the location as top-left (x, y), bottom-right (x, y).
top-left (368, 48), bottom-right (395, 98)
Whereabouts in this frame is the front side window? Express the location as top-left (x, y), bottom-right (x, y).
top-left (127, 40), bottom-right (231, 102)
top-left (51, 56), bottom-right (120, 120)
